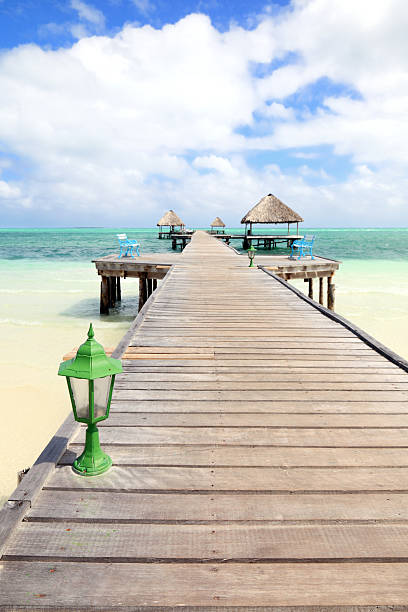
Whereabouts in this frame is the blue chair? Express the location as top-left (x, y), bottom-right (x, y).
top-left (290, 234), bottom-right (315, 260)
top-left (117, 233), bottom-right (140, 258)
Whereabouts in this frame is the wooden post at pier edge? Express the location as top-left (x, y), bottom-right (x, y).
top-left (116, 277), bottom-right (121, 302)
top-left (308, 278), bottom-right (313, 299)
top-left (153, 279), bottom-right (157, 291)
top-left (319, 277), bottom-right (324, 305)
top-left (100, 276), bottom-right (109, 315)
top-left (147, 278), bottom-right (153, 297)
top-left (109, 277), bottom-right (116, 308)
top-left (138, 273), bottom-right (148, 312)
top-left (327, 274), bottom-right (335, 311)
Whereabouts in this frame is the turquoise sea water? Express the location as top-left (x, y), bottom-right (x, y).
top-left (1, 227), bottom-right (408, 260)
top-left (0, 227), bottom-right (407, 505)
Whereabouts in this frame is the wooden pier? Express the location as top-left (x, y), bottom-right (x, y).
top-left (94, 246), bottom-right (339, 313)
top-left (2, 231), bottom-right (408, 609)
top-left (170, 232), bottom-right (303, 250)
top-left (93, 252), bottom-right (182, 314)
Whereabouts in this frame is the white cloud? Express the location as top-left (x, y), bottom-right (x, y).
top-left (193, 155), bottom-right (238, 176)
top-left (1, 3), bottom-right (408, 225)
top-left (70, 0), bottom-right (105, 28)
top-left (0, 181), bottom-right (22, 201)
top-left (131, 0), bottom-right (154, 15)
top-left (261, 102), bottom-right (294, 120)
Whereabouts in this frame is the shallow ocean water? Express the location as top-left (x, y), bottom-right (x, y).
top-left (0, 227), bottom-right (407, 505)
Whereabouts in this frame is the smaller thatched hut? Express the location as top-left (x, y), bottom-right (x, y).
top-left (157, 210), bottom-right (185, 238)
top-left (241, 193), bottom-right (303, 235)
top-left (210, 217), bottom-right (226, 234)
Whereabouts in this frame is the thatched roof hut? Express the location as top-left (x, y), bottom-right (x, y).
top-left (157, 210), bottom-right (185, 229)
top-left (241, 194), bottom-right (303, 234)
top-left (157, 210), bottom-right (185, 238)
top-left (210, 217), bottom-right (226, 228)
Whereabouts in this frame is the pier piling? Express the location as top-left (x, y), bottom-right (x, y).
top-left (319, 276), bottom-right (324, 305)
top-left (100, 276), bottom-right (109, 315)
top-left (328, 274), bottom-right (335, 310)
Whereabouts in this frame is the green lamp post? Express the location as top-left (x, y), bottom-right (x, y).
top-left (58, 324), bottom-right (122, 476)
top-left (248, 244), bottom-right (256, 267)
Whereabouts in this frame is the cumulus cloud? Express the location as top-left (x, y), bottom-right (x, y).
top-left (1, 1), bottom-right (408, 226)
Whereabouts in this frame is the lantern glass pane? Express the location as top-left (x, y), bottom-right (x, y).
top-left (94, 375), bottom-right (112, 418)
top-left (70, 378), bottom-right (90, 419)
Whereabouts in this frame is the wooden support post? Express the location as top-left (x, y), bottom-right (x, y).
top-left (109, 277), bottom-right (116, 308)
top-left (138, 273), bottom-right (148, 312)
top-left (172, 239), bottom-right (176, 250)
top-left (328, 275), bottom-right (335, 311)
top-left (319, 277), bottom-right (324, 305)
top-left (308, 278), bottom-right (314, 299)
top-left (153, 279), bottom-right (157, 291)
top-left (100, 276), bottom-right (109, 315)
top-left (116, 277), bottom-right (121, 302)
top-left (147, 278), bottom-right (153, 297)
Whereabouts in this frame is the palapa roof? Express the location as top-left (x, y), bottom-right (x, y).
top-left (157, 210), bottom-right (185, 227)
top-left (241, 194), bottom-right (304, 224)
top-left (210, 216), bottom-right (226, 228)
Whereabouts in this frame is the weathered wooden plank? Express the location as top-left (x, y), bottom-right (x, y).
top-left (2, 561), bottom-right (408, 608)
top-left (120, 366), bottom-right (399, 375)
top-left (9, 522), bottom-right (408, 561)
top-left (122, 358), bottom-right (388, 366)
top-left (136, 329), bottom-right (354, 337)
top-left (128, 344), bottom-right (376, 352)
top-left (116, 372), bottom-right (407, 382)
top-left (46, 464), bottom-right (408, 492)
top-left (103, 412), bottom-right (408, 428)
top-left (27, 489), bottom-right (408, 521)
top-left (0, 500), bottom-right (30, 557)
top-left (110, 399), bottom-right (408, 413)
top-left (113, 389), bottom-right (408, 401)
top-left (134, 328), bottom-right (362, 344)
top-left (114, 381), bottom-right (408, 391)
top-left (129, 338), bottom-right (369, 347)
top-left (142, 321), bottom-right (343, 329)
top-left (61, 444), bottom-right (408, 467)
top-left (129, 342), bottom-right (374, 352)
top-left (74, 425), bottom-right (408, 446)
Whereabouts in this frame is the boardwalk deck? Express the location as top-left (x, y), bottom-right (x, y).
top-left (1, 231), bottom-right (408, 609)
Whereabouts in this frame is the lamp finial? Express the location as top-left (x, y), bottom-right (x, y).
top-left (88, 323), bottom-right (94, 339)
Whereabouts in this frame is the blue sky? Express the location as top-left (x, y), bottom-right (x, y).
top-left (0, 0), bottom-right (407, 227)
top-left (0, 0), bottom-right (290, 48)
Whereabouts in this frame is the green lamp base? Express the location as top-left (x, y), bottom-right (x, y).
top-left (72, 423), bottom-right (112, 476)
top-left (72, 452), bottom-right (112, 476)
